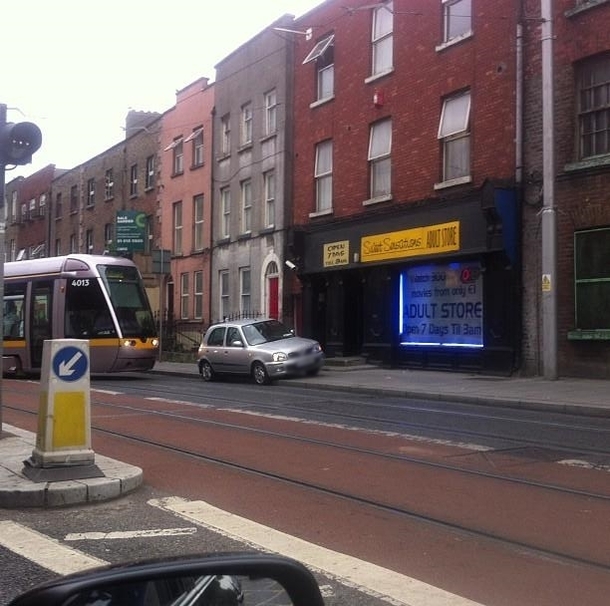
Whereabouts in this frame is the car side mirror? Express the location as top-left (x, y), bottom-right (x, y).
top-left (9, 554), bottom-right (325, 606)
top-left (230, 340), bottom-right (244, 348)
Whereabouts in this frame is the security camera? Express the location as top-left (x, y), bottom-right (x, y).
top-left (285, 260), bottom-right (297, 270)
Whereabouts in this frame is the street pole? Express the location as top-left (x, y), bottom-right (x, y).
top-left (541, 0), bottom-right (557, 379)
top-left (0, 103), bottom-right (7, 429)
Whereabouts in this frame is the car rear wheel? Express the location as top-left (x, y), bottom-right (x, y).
top-left (200, 360), bottom-right (214, 382)
top-left (252, 361), bottom-right (271, 385)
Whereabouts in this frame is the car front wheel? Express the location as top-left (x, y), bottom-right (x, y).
top-left (252, 361), bottom-right (271, 385)
top-left (200, 360), bottom-right (214, 382)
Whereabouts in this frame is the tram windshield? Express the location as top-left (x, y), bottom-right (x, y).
top-left (98, 264), bottom-right (156, 338)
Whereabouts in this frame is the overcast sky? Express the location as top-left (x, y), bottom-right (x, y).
top-left (4, 0), bottom-right (321, 181)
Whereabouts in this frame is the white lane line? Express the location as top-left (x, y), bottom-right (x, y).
top-left (65, 527), bottom-right (197, 541)
top-left (150, 496), bottom-right (485, 606)
top-left (0, 521), bottom-right (106, 575)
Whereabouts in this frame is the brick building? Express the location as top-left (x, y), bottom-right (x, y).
top-left (158, 77), bottom-right (214, 346)
top-left (290, 0), bottom-right (520, 373)
top-left (521, 0), bottom-right (610, 378)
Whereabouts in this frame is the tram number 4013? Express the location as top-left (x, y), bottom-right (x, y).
top-left (71, 279), bottom-right (91, 287)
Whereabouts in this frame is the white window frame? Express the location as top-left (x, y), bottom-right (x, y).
top-left (220, 270), bottom-right (230, 321)
top-left (264, 171), bottom-right (275, 228)
top-left (221, 187), bottom-right (231, 238)
top-left (314, 140), bottom-right (333, 213)
top-left (302, 34), bottom-right (334, 64)
top-left (194, 270), bottom-right (203, 320)
top-left (105, 169), bottom-right (114, 200)
top-left (442, 0), bottom-right (472, 44)
top-left (240, 179), bottom-right (252, 233)
top-left (104, 223), bottom-right (113, 246)
top-left (173, 201), bottom-right (183, 255)
top-left (180, 273), bottom-right (189, 320)
top-left (437, 91), bottom-right (472, 184)
top-left (87, 179), bottom-right (95, 206)
top-left (145, 155), bottom-right (155, 190)
top-left (193, 194), bottom-right (204, 251)
top-left (221, 115), bottom-right (231, 155)
top-left (39, 193), bottom-right (46, 217)
top-left (264, 90), bottom-right (277, 135)
top-left (173, 140), bottom-right (184, 175)
top-left (317, 63), bottom-right (335, 102)
top-left (185, 127), bottom-right (204, 166)
top-left (239, 267), bottom-right (251, 314)
top-left (85, 229), bottom-right (93, 253)
top-left (130, 164), bottom-right (138, 197)
top-left (371, 2), bottom-right (393, 77)
top-left (240, 103), bottom-right (252, 147)
top-left (368, 119), bottom-right (392, 200)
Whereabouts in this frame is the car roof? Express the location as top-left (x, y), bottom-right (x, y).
top-left (208, 318), bottom-right (275, 328)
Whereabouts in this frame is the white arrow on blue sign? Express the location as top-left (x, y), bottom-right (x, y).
top-left (52, 346), bottom-right (89, 382)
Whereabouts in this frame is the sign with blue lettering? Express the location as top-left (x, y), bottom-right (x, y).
top-left (52, 346), bottom-right (89, 382)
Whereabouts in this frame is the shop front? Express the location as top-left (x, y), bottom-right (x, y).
top-left (291, 184), bottom-right (520, 375)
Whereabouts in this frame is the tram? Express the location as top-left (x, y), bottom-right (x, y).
top-left (2, 254), bottom-right (159, 376)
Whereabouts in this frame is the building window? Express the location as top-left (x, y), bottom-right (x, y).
top-left (105, 169), bottom-right (114, 200)
top-left (70, 233), bottom-right (77, 253)
top-left (264, 90), bottom-right (277, 135)
top-left (240, 267), bottom-right (251, 314)
top-left (194, 270), bottom-right (203, 320)
top-left (371, 2), bottom-right (393, 77)
top-left (442, 0), bottom-right (472, 43)
top-left (173, 201), bottom-right (183, 255)
top-left (221, 115), bottom-right (231, 155)
top-left (21, 203), bottom-right (27, 222)
top-left (85, 178), bottom-right (94, 207)
top-left (193, 194), bottom-right (204, 251)
top-left (240, 179), bottom-right (252, 233)
top-left (10, 191), bottom-right (17, 223)
top-left (104, 223), bottom-right (113, 247)
top-left (70, 185), bottom-right (78, 213)
top-left (185, 127), bottom-right (204, 167)
top-left (578, 53), bottom-right (610, 159)
top-left (220, 187), bottom-right (231, 238)
top-left (438, 90), bottom-right (471, 182)
top-left (29, 198), bottom-right (36, 218)
top-left (220, 270), bottom-right (230, 320)
top-left (55, 193), bottom-right (62, 219)
top-left (55, 239), bottom-right (61, 256)
top-left (240, 103), bottom-right (253, 147)
top-left (315, 140), bottom-right (333, 212)
top-left (85, 229), bottom-right (93, 253)
top-left (129, 164), bottom-right (138, 197)
top-left (368, 119), bottom-right (392, 198)
top-left (180, 273), bottom-right (189, 319)
top-left (170, 138), bottom-right (184, 175)
top-left (145, 156), bottom-right (155, 190)
top-left (574, 228), bottom-right (610, 330)
top-left (264, 171), bottom-right (275, 228)
top-left (39, 194), bottom-right (46, 217)
top-left (303, 35), bottom-right (335, 102)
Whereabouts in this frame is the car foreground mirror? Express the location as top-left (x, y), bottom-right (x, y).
top-left (8, 553), bottom-right (325, 606)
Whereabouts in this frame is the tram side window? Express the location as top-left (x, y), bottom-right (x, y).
top-left (65, 279), bottom-right (117, 338)
top-left (3, 292), bottom-right (25, 339)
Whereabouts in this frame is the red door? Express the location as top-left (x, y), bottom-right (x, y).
top-left (268, 276), bottom-right (279, 319)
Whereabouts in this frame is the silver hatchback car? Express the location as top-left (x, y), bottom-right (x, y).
top-left (197, 318), bottom-right (325, 385)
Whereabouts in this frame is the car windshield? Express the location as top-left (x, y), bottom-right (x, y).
top-left (242, 320), bottom-right (294, 346)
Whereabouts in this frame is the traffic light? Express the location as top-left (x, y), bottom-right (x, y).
top-left (0, 120), bottom-right (42, 166)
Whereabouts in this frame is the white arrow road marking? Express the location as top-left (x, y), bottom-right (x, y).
top-left (0, 521), bottom-right (106, 575)
top-left (59, 351), bottom-right (83, 376)
top-left (65, 527), bottom-right (197, 541)
top-left (150, 497), bottom-right (486, 606)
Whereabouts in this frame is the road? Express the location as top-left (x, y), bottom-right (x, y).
top-left (2, 372), bottom-right (610, 606)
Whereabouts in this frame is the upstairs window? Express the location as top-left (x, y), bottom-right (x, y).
top-left (193, 194), bottom-right (204, 251)
top-left (264, 170), bottom-right (275, 228)
top-left (240, 103), bottom-right (252, 147)
top-left (368, 119), bottom-right (392, 199)
top-left (303, 35), bottom-right (335, 103)
top-left (577, 53), bottom-right (610, 159)
top-left (438, 90), bottom-right (471, 182)
top-left (240, 179), bottom-right (252, 233)
top-left (145, 155), bottom-right (155, 190)
top-left (185, 127), bottom-right (204, 167)
top-left (70, 185), bottom-right (78, 213)
top-left (221, 115), bottom-right (231, 155)
top-left (104, 169), bottom-right (114, 200)
top-left (442, 0), bottom-right (472, 44)
top-left (264, 90), bottom-right (277, 135)
top-left (87, 179), bottom-right (95, 206)
top-left (173, 201), bottom-right (183, 255)
top-left (173, 140), bottom-right (184, 175)
top-left (221, 187), bottom-right (231, 238)
top-left (314, 140), bottom-right (333, 213)
top-left (371, 2), bottom-right (393, 77)
top-left (130, 164), bottom-right (138, 197)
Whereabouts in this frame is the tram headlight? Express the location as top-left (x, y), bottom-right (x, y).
top-left (151, 338), bottom-right (160, 348)
top-left (122, 339), bottom-right (137, 347)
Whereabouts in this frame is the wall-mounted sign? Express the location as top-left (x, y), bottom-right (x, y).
top-left (361, 221), bottom-right (460, 263)
top-left (323, 240), bottom-right (349, 267)
top-left (116, 211), bottom-right (147, 252)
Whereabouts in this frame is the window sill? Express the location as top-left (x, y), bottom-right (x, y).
top-left (190, 163), bottom-right (204, 171)
top-left (86, 204), bottom-right (95, 210)
top-left (568, 329), bottom-right (610, 341)
top-left (237, 232), bottom-right (252, 241)
top-left (216, 153), bottom-right (231, 162)
top-left (238, 143), bottom-right (253, 154)
top-left (260, 133), bottom-right (277, 144)
top-left (363, 193), bottom-right (392, 206)
top-left (435, 31), bottom-right (473, 53)
top-left (566, 0), bottom-right (610, 17)
top-left (365, 68), bottom-right (394, 85)
top-left (104, 196), bottom-right (114, 202)
top-left (259, 226), bottom-right (275, 235)
top-left (309, 96), bottom-right (335, 109)
top-left (308, 208), bottom-right (333, 218)
top-left (216, 237), bottom-right (230, 246)
top-left (564, 154), bottom-right (610, 173)
top-left (434, 175), bottom-right (472, 190)
top-left (171, 171), bottom-right (184, 178)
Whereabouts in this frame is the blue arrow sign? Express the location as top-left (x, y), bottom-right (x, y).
top-left (52, 346), bottom-right (89, 382)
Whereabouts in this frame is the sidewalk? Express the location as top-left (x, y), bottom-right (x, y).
top-left (2, 361), bottom-right (609, 509)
